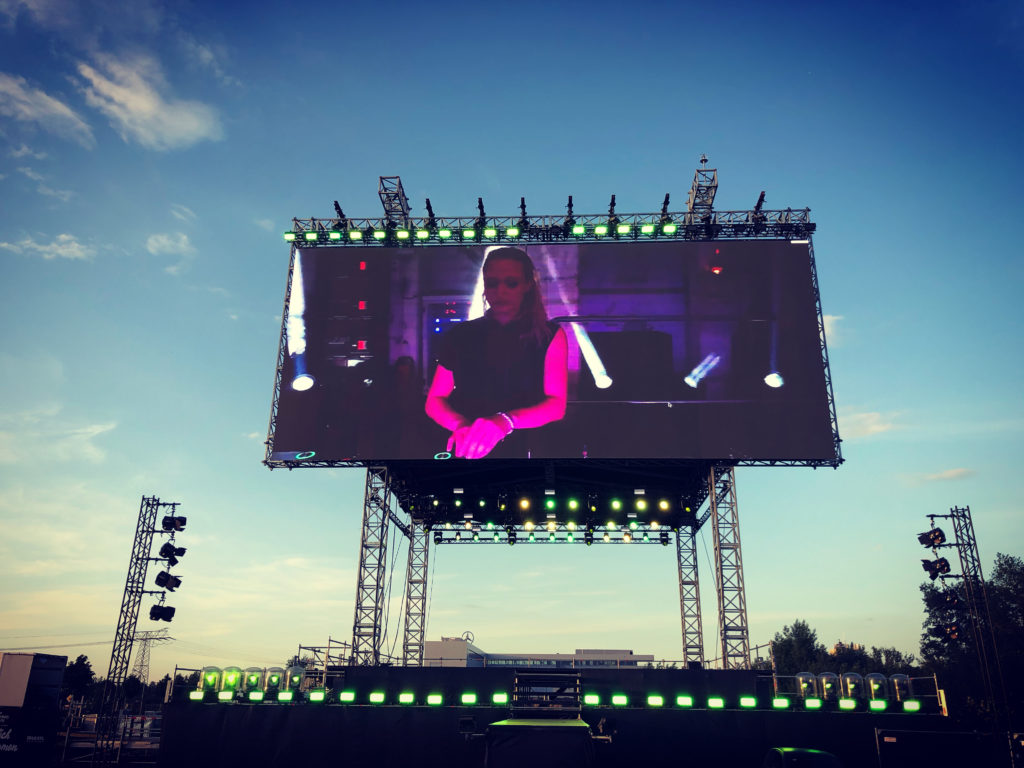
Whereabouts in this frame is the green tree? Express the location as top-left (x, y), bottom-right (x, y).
top-left (771, 620), bottom-right (827, 674)
top-left (920, 552), bottom-right (1023, 729)
top-left (63, 655), bottom-right (95, 699)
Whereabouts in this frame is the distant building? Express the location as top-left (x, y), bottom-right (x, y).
top-left (423, 637), bottom-right (655, 668)
top-left (828, 641), bottom-right (865, 655)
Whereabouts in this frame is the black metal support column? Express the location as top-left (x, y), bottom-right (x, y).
top-left (402, 520), bottom-right (430, 666)
top-left (676, 526), bottom-right (704, 665)
top-left (710, 467), bottom-right (750, 670)
top-left (352, 467), bottom-right (393, 665)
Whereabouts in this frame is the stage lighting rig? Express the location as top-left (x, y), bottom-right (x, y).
top-left (917, 528), bottom-right (946, 548)
top-left (660, 193), bottom-right (671, 225)
top-left (425, 199), bottom-right (437, 231)
top-left (564, 195), bottom-right (575, 235)
top-left (159, 541), bottom-right (186, 566)
top-left (149, 603), bottom-right (175, 622)
top-left (607, 194), bottom-right (619, 229)
top-left (517, 197), bottom-right (529, 235)
top-left (921, 557), bottom-right (951, 581)
top-left (333, 201), bottom-right (348, 232)
top-left (162, 514), bottom-right (187, 532)
top-left (155, 570), bottom-right (182, 591)
top-left (475, 198), bottom-right (486, 231)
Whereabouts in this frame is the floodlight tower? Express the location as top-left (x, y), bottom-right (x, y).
top-left (130, 629), bottom-right (172, 684)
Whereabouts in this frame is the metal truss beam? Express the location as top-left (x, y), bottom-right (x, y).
top-left (351, 467), bottom-right (393, 665)
top-left (94, 496), bottom-right (177, 767)
top-left (286, 207), bottom-right (815, 246)
top-left (676, 526), bottom-right (704, 665)
top-left (378, 176), bottom-right (410, 226)
top-left (686, 155), bottom-right (718, 214)
top-left (431, 522), bottom-right (675, 545)
top-left (710, 467), bottom-right (750, 670)
top-left (808, 237), bottom-right (844, 463)
top-left (401, 520), bottom-right (430, 666)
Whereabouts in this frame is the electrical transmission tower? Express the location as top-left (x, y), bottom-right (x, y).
top-left (130, 629), bottom-right (172, 684)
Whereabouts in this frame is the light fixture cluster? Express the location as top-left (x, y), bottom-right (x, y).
top-left (149, 512), bottom-right (187, 622)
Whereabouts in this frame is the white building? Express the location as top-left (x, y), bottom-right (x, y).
top-left (423, 637), bottom-right (655, 668)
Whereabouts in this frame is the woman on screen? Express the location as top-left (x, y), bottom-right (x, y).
top-left (425, 247), bottom-right (568, 459)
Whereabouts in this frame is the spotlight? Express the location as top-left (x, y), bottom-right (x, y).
top-left (433, 531), bottom-right (442, 545)
top-left (763, 372), bottom-right (784, 388)
top-left (917, 528), bottom-right (947, 547)
top-left (660, 531), bottom-right (670, 546)
top-left (159, 542), bottom-right (186, 566)
top-left (155, 571), bottom-right (182, 591)
top-left (684, 354), bottom-right (721, 388)
top-left (291, 373), bottom-right (315, 391)
top-left (162, 515), bottom-right (187, 532)
top-left (149, 604), bottom-right (175, 622)
top-left (584, 531), bottom-right (593, 546)
top-left (921, 557), bottom-right (951, 581)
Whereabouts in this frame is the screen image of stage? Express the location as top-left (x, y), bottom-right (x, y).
top-left (267, 239), bottom-right (836, 465)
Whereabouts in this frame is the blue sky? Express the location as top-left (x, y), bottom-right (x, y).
top-left (1, 0), bottom-right (1022, 680)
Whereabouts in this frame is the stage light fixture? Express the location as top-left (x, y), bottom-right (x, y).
top-left (763, 372), bottom-right (784, 388)
top-left (162, 515), bottom-right (187, 532)
top-left (594, 224), bottom-right (608, 236)
top-left (572, 224), bottom-right (586, 236)
top-left (493, 532), bottom-right (499, 542)
top-left (708, 697), bottom-right (725, 709)
top-left (455, 532), bottom-right (462, 541)
top-left (617, 223), bottom-right (631, 235)
top-left (739, 696), bottom-right (757, 708)
top-left (416, 229), bottom-right (430, 239)
top-left (283, 232), bottom-right (296, 242)
top-left (641, 223), bottom-right (655, 234)
top-left (921, 557), bottom-right (951, 581)
top-left (369, 692), bottom-right (385, 704)
top-left (684, 354), bottom-right (721, 388)
top-left (902, 700), bottom-right (921, 712)
top-left (660, 531), bottom-right (670, 546)
top-left (395, 229), bottom-right (410, 240)
top-left (309, 690), bottom-right (326, 702)
top-left (917, 528), bottom-right (946, 547)
top-left (611, 694), bottom-right (628, 706)
top-left (505, 227), bottom-right (520, 237)
top-left (159, 542), bottom-right (186, 566)
top-left (546, 520), bottom-right (556, 531)
top-left (328, 231), bottom-right (341, 241)
top-left (188, 690), bottom-right (204, 701)
top-left (568, 498), bottom-right (579, 510)
top-left (611, 499), bottom-right (622, 511)
top-left (662, 223), bottom-right (677, 234)
top-left (520, 498), bottom-right (530, 510)
top-left (583, 694), bottom-right (600, 705)
top-left (492, 692), bottom-right (509, 704)
top-left (399, 692), bottom-right (415, 704)
top-left (869, 700), bottom-right (887, 711)
top-left (528, 532), bottom-right (536, 542)
top-left (838, 698), bottom-right (856, 711)
top-left (155, 571), bottom-right (181, 591)
top-left (545, 499), bottom-right (556, 510)
top-left (636, 498), bottom-right (648, 511)
top-left (628, 521), bottom-right (638, 530)
top-left (247, 691), bottom-right (264, 702)
top-left (584, 531), bottom-right (594, 546)
top-left (304, 232), bottom-right (317, 241)
top-left (602, 533), bottom-right (610, 542)
top-left (676, 695), bottom-right (694, 707)
top-left (339, 691), bottom-right (355, 703)
top-left (433, 531), bottom-right (442, 545)
top-left (647, 694), bottom-right (664, 707)
top-left (483, 228), bottom-right (497, 238)
top-left (461, 692), bottom-right (477, 705)
top-left (348, 230), bottom-right (363, 240)
top-left (438, 228), bottom-right (452, 239)
top-left (772, 697), bottom-right (790, 709)
top-left (623, 532), bottom-right (632, 542)
top-left (277, 690), bottom-right (294, 702)
top-left (462, 228), bottom-right (476, 239)
top-left (804, 698), bottom-right (823, 710)
top-left (373, 230), bottom-right (386, 240)
top-left (427, 694), bottom-right (443, 706)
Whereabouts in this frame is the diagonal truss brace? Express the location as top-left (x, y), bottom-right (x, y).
top-left (351, 468), bottom-right (393, 665)
top-left (710, 466), bottom-right (751, 669)
top-left (402, 520), bottom-right (430, 666)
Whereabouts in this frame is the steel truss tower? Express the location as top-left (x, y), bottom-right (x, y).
top-left (130, 629), bottom-right (171, 684)
top-left (401, 521), bottom-right (430, 666)
top-left (676, 524), bottom-right (705, 664)
top-left (710, 467), bottom-right (751, 669)
top-left (351, 468), bottom-right (394, 664)
top-left (94, 496), bottom-right (178, 767)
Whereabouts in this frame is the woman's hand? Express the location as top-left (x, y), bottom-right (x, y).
top-left (448, 415), bottom-right (508, 459)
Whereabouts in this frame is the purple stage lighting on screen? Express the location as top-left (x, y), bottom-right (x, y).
top-left (684, 354), bottom-right (720, 388)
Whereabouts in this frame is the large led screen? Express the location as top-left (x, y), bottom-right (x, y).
top-left (267, 240), bottom-right (836, 463)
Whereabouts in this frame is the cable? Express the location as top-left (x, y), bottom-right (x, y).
top-left (0, 640), bottom-right (112, 651)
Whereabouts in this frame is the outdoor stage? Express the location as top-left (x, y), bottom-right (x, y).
top-left (157, 667), bottom-right (1002, 768)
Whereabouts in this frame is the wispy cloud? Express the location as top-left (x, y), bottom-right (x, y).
top-left (922, 468), bottom-right (975, 482)
top-left (145, 231), bottom-right (195, 274)
top-left (10, 143), bottom-right (47, 159)
top-left (823, 314), bottom-right (842, 345)
top-left (170, 203), bottom-right (196, 222)
top-left (15, 166), bottom-right (74, 200)
top-left (254, 218), bottom-right (274, 232)
top-left (179, 34), bottom-right (240, 87)
top-left (838, 407), bottom-right (900, 439)
top-left (0, 72), bottom-right (95, 148)
top-left (0, 233), bottom-right (94, 260)
top-left (0, 406), bottom-right (115, 464)
top-left (76, 53), bottom-right (222, 151)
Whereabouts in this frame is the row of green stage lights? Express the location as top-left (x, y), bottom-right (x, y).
top-left (438, 497), bottom-right (684, 513)
top-left (284, 222), bottom-right (681, 243)
top-left (190, 689), bottom-right (922, 712)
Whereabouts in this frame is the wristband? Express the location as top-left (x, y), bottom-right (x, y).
top-left (496, 411), bottom-right (515, 436)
